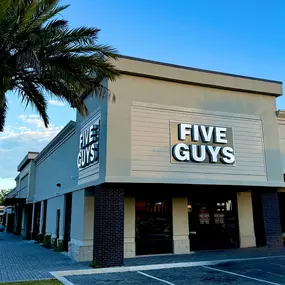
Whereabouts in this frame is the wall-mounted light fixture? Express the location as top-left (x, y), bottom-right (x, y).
top-left (55, 183), bottom-right (61, 195)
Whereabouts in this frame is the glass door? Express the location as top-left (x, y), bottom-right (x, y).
top-left (189, 194), bottom-right (239, 251)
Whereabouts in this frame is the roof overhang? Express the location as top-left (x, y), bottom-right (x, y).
top-left (17, 152), bottom-right (39, 172)
top-left (111, 55), bottom-right (283, 97)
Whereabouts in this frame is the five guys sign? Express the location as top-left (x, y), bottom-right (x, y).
top-left (170, 122), bottom-right (235, 165)
top-left (77, 120), bottom-right (100, 169)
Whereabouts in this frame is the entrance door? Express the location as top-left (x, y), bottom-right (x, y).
top-left (136, 198), bottom-right (172, 255)
top-left (189, 193), bottom-right (239, 251)
top-left (63, 193), bottom-right (72, 251)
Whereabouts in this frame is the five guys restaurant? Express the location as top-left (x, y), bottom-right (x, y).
top-left (6, 56), bottom-right (285, 268)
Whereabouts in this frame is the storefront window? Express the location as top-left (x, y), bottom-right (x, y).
top-left (136, 198), bottom-right (172, 255)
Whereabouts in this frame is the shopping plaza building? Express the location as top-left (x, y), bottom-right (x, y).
top-left (4, 56), bottom-right (285, 267)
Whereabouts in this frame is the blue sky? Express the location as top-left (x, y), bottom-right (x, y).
top-left (1, 0), bottom-right (285, 189)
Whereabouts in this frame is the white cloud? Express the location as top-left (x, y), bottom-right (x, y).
top-left (29, 114), bottom-right (40, 118)
top-left (0, 178), bottom-right (15, 190)
top-left (19, 126), bottom-right (31, 131)
top-left (0, 148), bottom-right (13, 153)
top-left (48, 100), bottom-right (66, 106)
top-left (18, 114), bottom-right (44, 128)
top-left (0, 126), bottom-right (62, 142)
top-left (0, 123), bottom-right (63, 179)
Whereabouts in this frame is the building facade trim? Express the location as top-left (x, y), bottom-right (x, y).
top-left (114, 56), bottom-right (282, 97)
top-left (17, 152), bottom-right (39, 171)
top-left (119, 55), bottom-right (282, 84)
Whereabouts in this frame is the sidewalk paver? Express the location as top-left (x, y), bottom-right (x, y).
top-left (0, 232), bottom-right (89, 283)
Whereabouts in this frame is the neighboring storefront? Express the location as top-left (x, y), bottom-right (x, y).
top-left (4, 152), bottom-right (38, 236)
top-left (5, 56), bottom-right (285, 268)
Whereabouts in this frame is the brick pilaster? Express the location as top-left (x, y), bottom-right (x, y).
top-left (261, 190), bottom-right (283, 247)
top-left (93, 185), bottom-right (124, 267)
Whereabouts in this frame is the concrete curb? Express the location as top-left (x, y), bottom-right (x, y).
top-left (50, 272), bottom-right (74, 285)
top-left (50, 254), bottom-right (285, 279)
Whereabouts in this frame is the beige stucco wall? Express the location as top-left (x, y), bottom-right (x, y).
top-left (124, 196), bottom-right (135, 258)
top-left (105, 68), bottom-right (283, 187)
top-left (70, 190), bottom-right (85, 241)
top-left (69, 190), bottom-right (94, 262)
top-left (278, 117), bottom-right (285, 173)
top-left (83, 195), bottom-right (95, 242)
top-left (45, 195), bottom-right (65, 239)
top-left (237, 191), bottom-right (256, 248)
top-left (172, 197), bottom-right (190, 254)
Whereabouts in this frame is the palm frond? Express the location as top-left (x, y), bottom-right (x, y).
top-left (0, 0), bottom-right (10, 20)
top-left (28, 2), bottom-right (69, 32)
top-left (0, 0), bottom-right (120, 131)
top-left (17, 81), bottom-right (49, 127)
top-left (52, 27), bottom-right (101, 47)
top-left (43, 19), bottom-right (68, 30)
top-left (38, 78), bottom-right (88, 116)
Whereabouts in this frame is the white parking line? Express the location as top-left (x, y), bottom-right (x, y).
top-left (203, 266), bottom-right (283, 285)
top-left (267, 272), bottom-right (285, 278)
top-left (137, 271), bottom-right (176, 285)
top-left (270, 263), bottom-right (285, 268)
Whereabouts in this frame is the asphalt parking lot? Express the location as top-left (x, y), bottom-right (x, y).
top-left (66, 256), bottom-right (285, 285)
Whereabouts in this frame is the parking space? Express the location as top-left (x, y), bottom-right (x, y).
top-left (209, 256), bottom-right (285, 284)
top-left (66, 257), bottom-right (285, 285)
top-left (66, 268), bottom-right (265, 285)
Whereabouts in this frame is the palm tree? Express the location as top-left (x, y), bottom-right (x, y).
top-left (0, 189), bottom-right (10, 205)
top-left (0, 0), bottom-right (120, 132)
